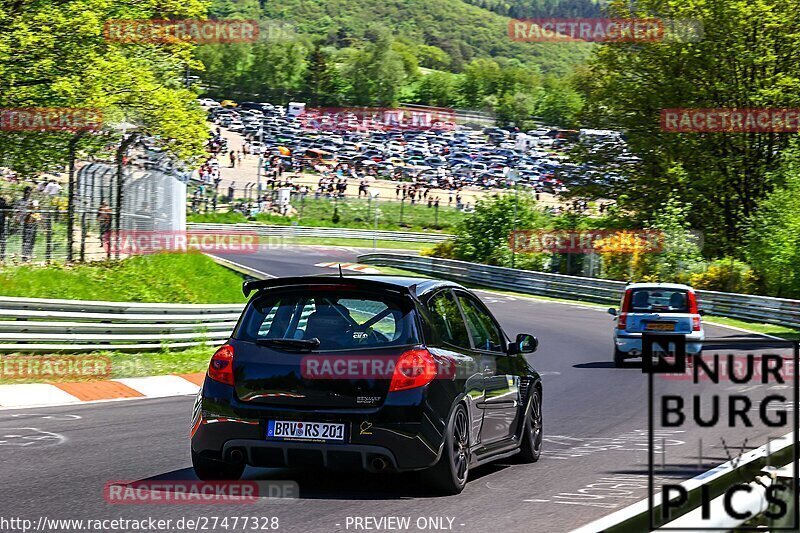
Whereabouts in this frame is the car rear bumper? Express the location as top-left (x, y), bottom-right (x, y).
top-left (191, 381), bottom-right (445, 472)
top-left (615, 332), bottom-right (704, 356)
top-left (221, 439), bottom-right (401, 473)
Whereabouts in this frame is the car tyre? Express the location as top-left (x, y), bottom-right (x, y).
top-left (517, 386), bottom-right (542, 463)
top-left (426, 404), bottom-right (470, 495)
top-left (614, 347), bottom-right (627, 367)
top-left (192, 449), bottom-right (245, 481)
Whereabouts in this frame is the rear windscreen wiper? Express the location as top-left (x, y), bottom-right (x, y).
top-left (255, 338), bottom-right (321, 351)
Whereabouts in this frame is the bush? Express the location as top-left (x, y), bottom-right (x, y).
top-left (488, 247), bottom-right (549, 270)
top-left (422, 240), bottom-right (455, 258)
top-left (689, 259), bottom-right (761, 294)
top-left (452, 192), bottom-right (550, 264)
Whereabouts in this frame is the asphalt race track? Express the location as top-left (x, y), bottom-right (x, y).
top-left (1, 245), bottom-right (791, 533)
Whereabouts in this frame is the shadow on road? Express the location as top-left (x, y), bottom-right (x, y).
top-left (138, 461), bottom-right (515, 500)
top-left (573, 361), bottom-right (644, 369)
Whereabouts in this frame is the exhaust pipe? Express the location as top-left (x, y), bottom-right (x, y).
top-left (228, 449), bottom-right (245, 464)
top-left (370, 457), bottom-right (388, 472)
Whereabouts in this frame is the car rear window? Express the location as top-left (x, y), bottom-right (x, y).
top-left (235, 289), bottom-right (419, 351)
top-left (628, 289), bottom-right (689, 313)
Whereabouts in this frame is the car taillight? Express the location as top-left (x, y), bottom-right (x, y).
top-left (618, 288), bottom-right (632, 329)
top-left (687, 291), bottom-right (699, 314)
top-left (389, 348), bottom-right (437, 392)
top-left (620, 289), bottom-right (633, 313)
top-left (208, 344), bottom-right (234, 385)
top-left (687, 291), bottom-right (701, 330)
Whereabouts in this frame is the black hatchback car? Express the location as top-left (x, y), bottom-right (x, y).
top-left (191, 275), bottom-right (542, 494)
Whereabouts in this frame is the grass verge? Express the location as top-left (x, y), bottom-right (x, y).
top-left (188, 196), bottom-right (463, 233)
top-left (0, 344), bottom-right (215, 385)
top-left (285, 237), bottom-right (428, 250)
top-left (0, 252), bottom-right (247, 303)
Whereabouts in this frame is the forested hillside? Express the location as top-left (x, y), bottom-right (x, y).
top-left (211, 0), bottom-right (593, 73)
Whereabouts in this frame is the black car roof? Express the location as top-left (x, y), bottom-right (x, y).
top-left (242, 274), bottom-right (458, 298)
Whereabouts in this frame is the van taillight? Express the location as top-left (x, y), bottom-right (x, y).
top-left (692, 316), bottom-right (702, 331)
top-left (617, 313), bottom-right (628, 330)
top-left (208, 344), bottom-right (235, 385)
top-left (389, 349), bottom-right (437, 392)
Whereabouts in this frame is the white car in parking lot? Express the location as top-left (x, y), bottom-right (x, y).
top-left (608, 283), bottom-right (704, 366)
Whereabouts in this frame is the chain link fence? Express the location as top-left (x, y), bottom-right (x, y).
top-left (0, 144), bottom-right (187, 263)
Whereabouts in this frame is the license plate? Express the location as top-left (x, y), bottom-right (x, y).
top-left (646, 322), bottom-right (675, 331)
top-left (266, 420), bottom-right (346, 442)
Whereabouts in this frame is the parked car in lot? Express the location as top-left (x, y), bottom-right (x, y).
top-left (191, 275), bottom-right (543, 494)
top-left (608, 282), bottom-right (705, 366)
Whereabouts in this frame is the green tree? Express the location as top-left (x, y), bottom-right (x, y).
top-left (453, 193), bottom-right (550, 265)
top-left (340, 32), bottom-right (415, 106)
top-left (746, 142), bottom-right (800, 298)
top-left (0, 0), bottom-right (210, 173)
top-left (496, 91), bottom-right (538, 128)
top-left (303, 43), bottom-right (341, 105)
top-left (536, 77), bottom-right (583, 127)
top-left (458, 58), bottom-right (502, 108)
top-left (579, 0), bottom-right (800, 255)
top-left (644, 192), bottom-right (704, 282)
top-left (412, 72), bottom-right (459, 107)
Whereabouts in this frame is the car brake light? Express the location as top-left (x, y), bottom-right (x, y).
top-left (618, 289), bottom-right (632, 329)
top-left (687, 291), bottom-right (699, 314)
top-left (208, 344), bottom-right (235, 385)
top-left (389, 348), bottom-right (437, 392)
top-left (620, 289), bottom-right (633, 313)
top-left (687, 291), bottom-right (701, 330)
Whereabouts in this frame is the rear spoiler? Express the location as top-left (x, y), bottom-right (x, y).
top-left (242, 276), bottom-right (415, 298)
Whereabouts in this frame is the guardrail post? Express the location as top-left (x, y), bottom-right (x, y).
top-left (768, 464), bottom-right (797, 528)
top-left (66, 131), bottom-right (86, 262)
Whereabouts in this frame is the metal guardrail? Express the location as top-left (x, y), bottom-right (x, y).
top-left (0, 296), bottom-right (244, 353)
top-left (0, 257), bottom-right (274, 354)
top-left (574, 431), bottom-right (796, 532)
top-left (187, 223), bottom-right (452, 244)
top-left (357, 253), bottom-right (800, 330)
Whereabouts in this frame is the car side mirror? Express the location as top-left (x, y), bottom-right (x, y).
top-left (510, 333), bottom-right (538, 354)
top-left (607, 307), bottom-right (617, 316)
top-left (698, 309), bottom-right (706, 316)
